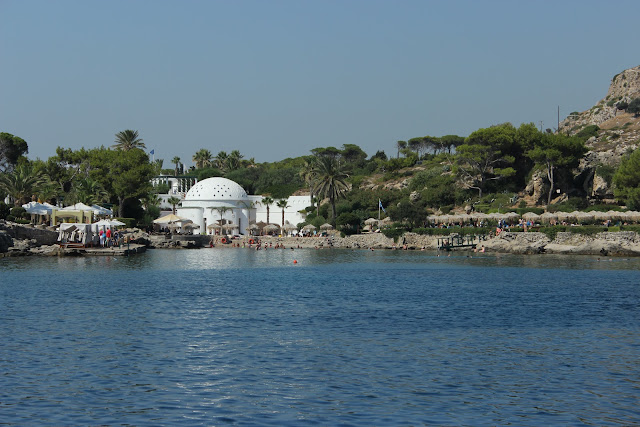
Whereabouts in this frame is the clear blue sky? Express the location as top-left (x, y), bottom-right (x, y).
top-left (2, 0), bottom-right (639, 166)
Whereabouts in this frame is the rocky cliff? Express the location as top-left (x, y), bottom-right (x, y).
top-left (551, 65), bottom-right (640, 202)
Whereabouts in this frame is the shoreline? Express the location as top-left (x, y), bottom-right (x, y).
top-left (2, 220), bottom-right (640, 257)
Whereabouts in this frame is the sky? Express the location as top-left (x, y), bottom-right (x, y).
top-left (2, 0), bottom-right (639, 167)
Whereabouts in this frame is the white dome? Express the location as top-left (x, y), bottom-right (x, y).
top-left (184, 177), bottom-right (248, 201)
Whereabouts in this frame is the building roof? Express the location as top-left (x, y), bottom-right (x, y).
top-left (184, 177), bottom-right (248, 201)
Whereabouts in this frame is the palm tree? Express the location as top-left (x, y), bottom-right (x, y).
top-left (261, 196), bottom-right (274, 224)
top-left (70, 177), bottom-right (108, 205)
top-left (113, 130), bottom-right (146, 151)
top-left (210, 206), bottom-right (231, 235)
top-left (0, 163), bottom-right (47, 206)
top-left (192, 149), bottom-right (212, 169)
top-left (141, 192), bottom-right (161, 211)
top-left (227, 150), bottom-right (243, 171)
top-left (311, 156), bottom-right (350, 221)
top-left (276, 199), bottom-right (289, 228)
top-left (215, 151), bottom-right (228, 171)
top-left (171, 156), bottom-right (181, 176)
top-left (299, 157), bottom-right (317, 208)
top-left (167, 196), bottom-right (181, 215)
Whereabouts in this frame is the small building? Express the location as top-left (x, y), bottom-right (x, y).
top-left (176, 177), bottom-right (308, 235)
top-left (151, 174), bottom-right (198, 210)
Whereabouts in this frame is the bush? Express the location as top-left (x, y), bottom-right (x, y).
top-left (576, 125), bottom-right (600, 140)
top-left (381, 227), bottom-right (406, 242)
top-left (116, 218), bottom-right (136, 228)
top-left (10, 207), bottom-right (28, 219)
top-left (0, 202), bottom-right (10, 220)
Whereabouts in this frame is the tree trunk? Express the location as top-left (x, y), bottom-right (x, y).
top-left (331, 197), bottom-right (336, 221)
top-left (282, 209), bottom-right (285, 228)
top-left (547, 163), bottom-right (555, 207)
top-left (118, 196), bottom-right (125, 218)
top-left (266, 206), bottom-right (270, 224)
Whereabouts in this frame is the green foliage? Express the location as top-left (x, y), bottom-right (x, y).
top-left (336, 212), bottom-right (361, 235)
top-left (115, 218), bottom-right (137, 228)
top-left (596, 164), bottom-right (616, 186)
top-left (194, 167), bottom-right (224, 181)
top-left (0, 132), bottom-right (29, 172)
top-left (255, 167), bottom-right (302, 198)
top-left (627, 98), bottom-right (640, 117)
top-left (613, 148), bottom-right (640, 209)
top-left (112, 130), bottom-right (145, 151)
top-left (381, 227), bottom-right (406, 242)
top-left (10, 206), bottom-right (28, 219)
top-left (575, 125), bottom-right (600, 140)
top-left (0, 202), bottom-right (10, 219)
top-left (617, 101), bottom-right (629, 111)
top-left (388, 200), bottom-right (428, 229)
top-left (548, 197), bottom-right (588, 212)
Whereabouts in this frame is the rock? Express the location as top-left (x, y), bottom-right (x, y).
top-left (409, 191), bottom-right (421, 202)
top-left (0, 231), bottom-right (13, 252)
top-left (591, 173), bottom-right (612, 198)
top-left (525, 170), bottom-right (548, 205)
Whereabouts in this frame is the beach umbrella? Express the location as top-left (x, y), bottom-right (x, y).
top-left (283, 222), bottom-right (297, 231)
top-left (263, 224), bottom-right (280, 233)
top-left (364, 218), bottom-right (378, 226)
top-left (522, 212), bottom-right (541, 221)
top-left (302, 224), bottom-right (316, 231)
top-left (539, 212), bottom-right (557, 224)
top-left (153, 213), bottom-right (189, 224)
top-left (320, 223), bottom-right (334, 230)
top-left (575, 211), bottom-right (595, 224)
top-left (625, 211), bottom-right (640, 223)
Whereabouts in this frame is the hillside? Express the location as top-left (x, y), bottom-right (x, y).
top-left (560, 65), bottom-right (640, 167)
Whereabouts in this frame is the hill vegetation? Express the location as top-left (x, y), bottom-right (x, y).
top-left (2, 66), bottom-right (640, 233)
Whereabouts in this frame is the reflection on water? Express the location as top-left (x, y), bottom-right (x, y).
top-left (1, 249), bottom-right (639, 425)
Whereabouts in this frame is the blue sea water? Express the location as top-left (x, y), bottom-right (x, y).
top-left (1, 249), bottom-right (639, 426)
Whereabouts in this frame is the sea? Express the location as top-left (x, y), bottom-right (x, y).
top-left (1, 248), bottom-right (639, 426)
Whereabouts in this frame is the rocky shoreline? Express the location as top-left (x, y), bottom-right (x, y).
top-left (2, 220), bottom-right (640, 257)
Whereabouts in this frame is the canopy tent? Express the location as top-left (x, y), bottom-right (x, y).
top-left (22, 201), bottom-right (53, 216)
top-left (91, 204), bottom-right (113, 216)
top-left (94, 219), bottom-right (125, 228)
top-left (61, 202), bottom-right (96, 212)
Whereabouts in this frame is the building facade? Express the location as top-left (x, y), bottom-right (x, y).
top-left (175, 177), bottom-right (308, 235)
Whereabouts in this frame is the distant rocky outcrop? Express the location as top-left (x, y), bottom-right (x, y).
top-left (527, 65), bottom-right (640, 204)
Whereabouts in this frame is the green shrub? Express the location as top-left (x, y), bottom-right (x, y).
top-left (116, 218), bottom-right (136, 228)
top-left (10, 207), bottom-right (28, 219)
top-left (576, 125), bottom-right (600, 140)
top-left (381, 227), bottom-right (406, 242)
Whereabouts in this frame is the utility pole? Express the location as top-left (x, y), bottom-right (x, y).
top-left (557, 105), bottom-right (560, 133)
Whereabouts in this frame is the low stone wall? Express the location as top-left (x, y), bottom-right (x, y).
top-left (0, 222), bottom-right (58, 246)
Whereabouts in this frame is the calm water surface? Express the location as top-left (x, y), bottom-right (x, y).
top-left (1, 249), bottom-right (639, 426)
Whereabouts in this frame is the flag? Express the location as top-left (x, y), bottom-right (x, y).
top-left (150, 149), bottom-right (155, 155)
top-left (378, 199), bottom-right (386, 213)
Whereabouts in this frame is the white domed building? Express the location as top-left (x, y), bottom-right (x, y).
top-left (177, 177), bottom-right (308, 235)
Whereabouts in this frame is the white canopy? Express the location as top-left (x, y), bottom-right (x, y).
top-left (22, 201), bottom-right (53, 215)
top-left (91, 204), bottom-right (113, 216)
top-left (61, 202), bottom-right (96, 212)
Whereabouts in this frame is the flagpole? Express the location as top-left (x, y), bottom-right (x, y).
top-left (378, 199), bottom-right (381, 220)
